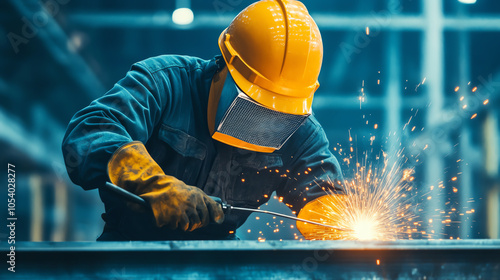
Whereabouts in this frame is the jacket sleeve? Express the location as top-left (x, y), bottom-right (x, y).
top-left (276, 121), bottom-right (344, 214)
top-left (62, 63), bottom-right (169, 190)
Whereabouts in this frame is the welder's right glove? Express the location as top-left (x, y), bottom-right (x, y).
top-left (107, 141), bottom-right (224, 231)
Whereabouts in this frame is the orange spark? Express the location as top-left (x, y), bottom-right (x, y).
top-left (299, 151), bottom-right (417, 241)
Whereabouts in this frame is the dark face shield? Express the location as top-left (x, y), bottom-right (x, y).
top-left (212, 74), bottom-right (309, 153)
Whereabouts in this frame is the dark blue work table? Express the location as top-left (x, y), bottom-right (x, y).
top-left (2, 240), bottom-right (500, 279)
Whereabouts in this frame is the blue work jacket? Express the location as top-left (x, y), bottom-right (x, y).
top-left (62, 55), bottom-right (343, 240)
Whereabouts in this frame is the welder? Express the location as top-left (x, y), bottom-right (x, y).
top-left (62, 0), bottom-right (344, 241)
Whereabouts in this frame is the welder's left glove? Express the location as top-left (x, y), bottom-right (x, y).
top-left (296, 194), bottom-right (347, 240)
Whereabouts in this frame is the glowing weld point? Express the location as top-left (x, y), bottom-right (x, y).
top-left (353, 218), bottom-right (377, 240)
top-left (303, 146), bottom-right (422, 241)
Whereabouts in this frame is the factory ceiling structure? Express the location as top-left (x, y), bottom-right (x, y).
top-left (1, 0), bottom-right (500, 243)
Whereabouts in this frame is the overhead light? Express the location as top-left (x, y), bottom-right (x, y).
top-left (172, 8), bottom-right (194, 25)
top-left (458, 0), bottom-right (477, 4)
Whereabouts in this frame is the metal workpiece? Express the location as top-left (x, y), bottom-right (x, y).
top-left (227, 205), bottom-right (351, 231)
top-left (3, 240), bottom-right (500, 279)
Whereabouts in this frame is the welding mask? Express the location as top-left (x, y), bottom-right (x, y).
top-left (211, 72), bottom-right (310, 153)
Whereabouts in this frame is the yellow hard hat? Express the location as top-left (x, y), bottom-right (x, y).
top-left (218, 0), bottom-right (323, 115)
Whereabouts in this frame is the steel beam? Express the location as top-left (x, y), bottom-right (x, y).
top-left (457, 6), bottom-right (475, 239)
top-left (422, 0), bottom-right (446, 239)
top-left (8, 0), bottom-right (105, 100)
top-left (484, 113), bottom-right (500, 239)
top-left (2, 240), bottom-right (500, 279)
top-left (385, 31), bottom-right (402, 152)
top-left (66, 12), bottom-right (500, 31)
top-left (0, 106), bottom-right (64, 170)
top-left (313, 96), bottom-right (438, 110)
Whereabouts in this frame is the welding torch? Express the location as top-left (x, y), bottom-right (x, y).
top-left (103, 182), bottom-right (349, 231)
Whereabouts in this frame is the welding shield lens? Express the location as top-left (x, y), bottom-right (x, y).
top-left (213, 78), bottom-right (309, 153)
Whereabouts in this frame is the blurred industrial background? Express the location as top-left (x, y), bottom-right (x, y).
top-left (0, 0), bottom-right (499, 242)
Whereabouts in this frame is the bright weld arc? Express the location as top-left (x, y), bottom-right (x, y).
top-left (302, 151), bottom-right (418, 241)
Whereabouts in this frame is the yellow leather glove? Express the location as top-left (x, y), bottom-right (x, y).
top-left (107, 141), bottom-right (224, 231)
top-left (296, 194), bottom-right (347, 240)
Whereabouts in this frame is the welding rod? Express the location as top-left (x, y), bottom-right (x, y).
top-left (227, 205), bottom-right (349, 231)
top-left (103, 182), bottom-right (350, 231)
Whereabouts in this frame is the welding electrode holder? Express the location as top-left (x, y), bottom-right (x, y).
top-left (103, 182), bottom-right (230, 213)
top-left (103, 182), bottom-right (350, 231)
top-left (208, 196), bottom-right (232, 214)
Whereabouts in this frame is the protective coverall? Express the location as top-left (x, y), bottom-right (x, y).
top-left (62, 54), bottom-right (344, 240)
